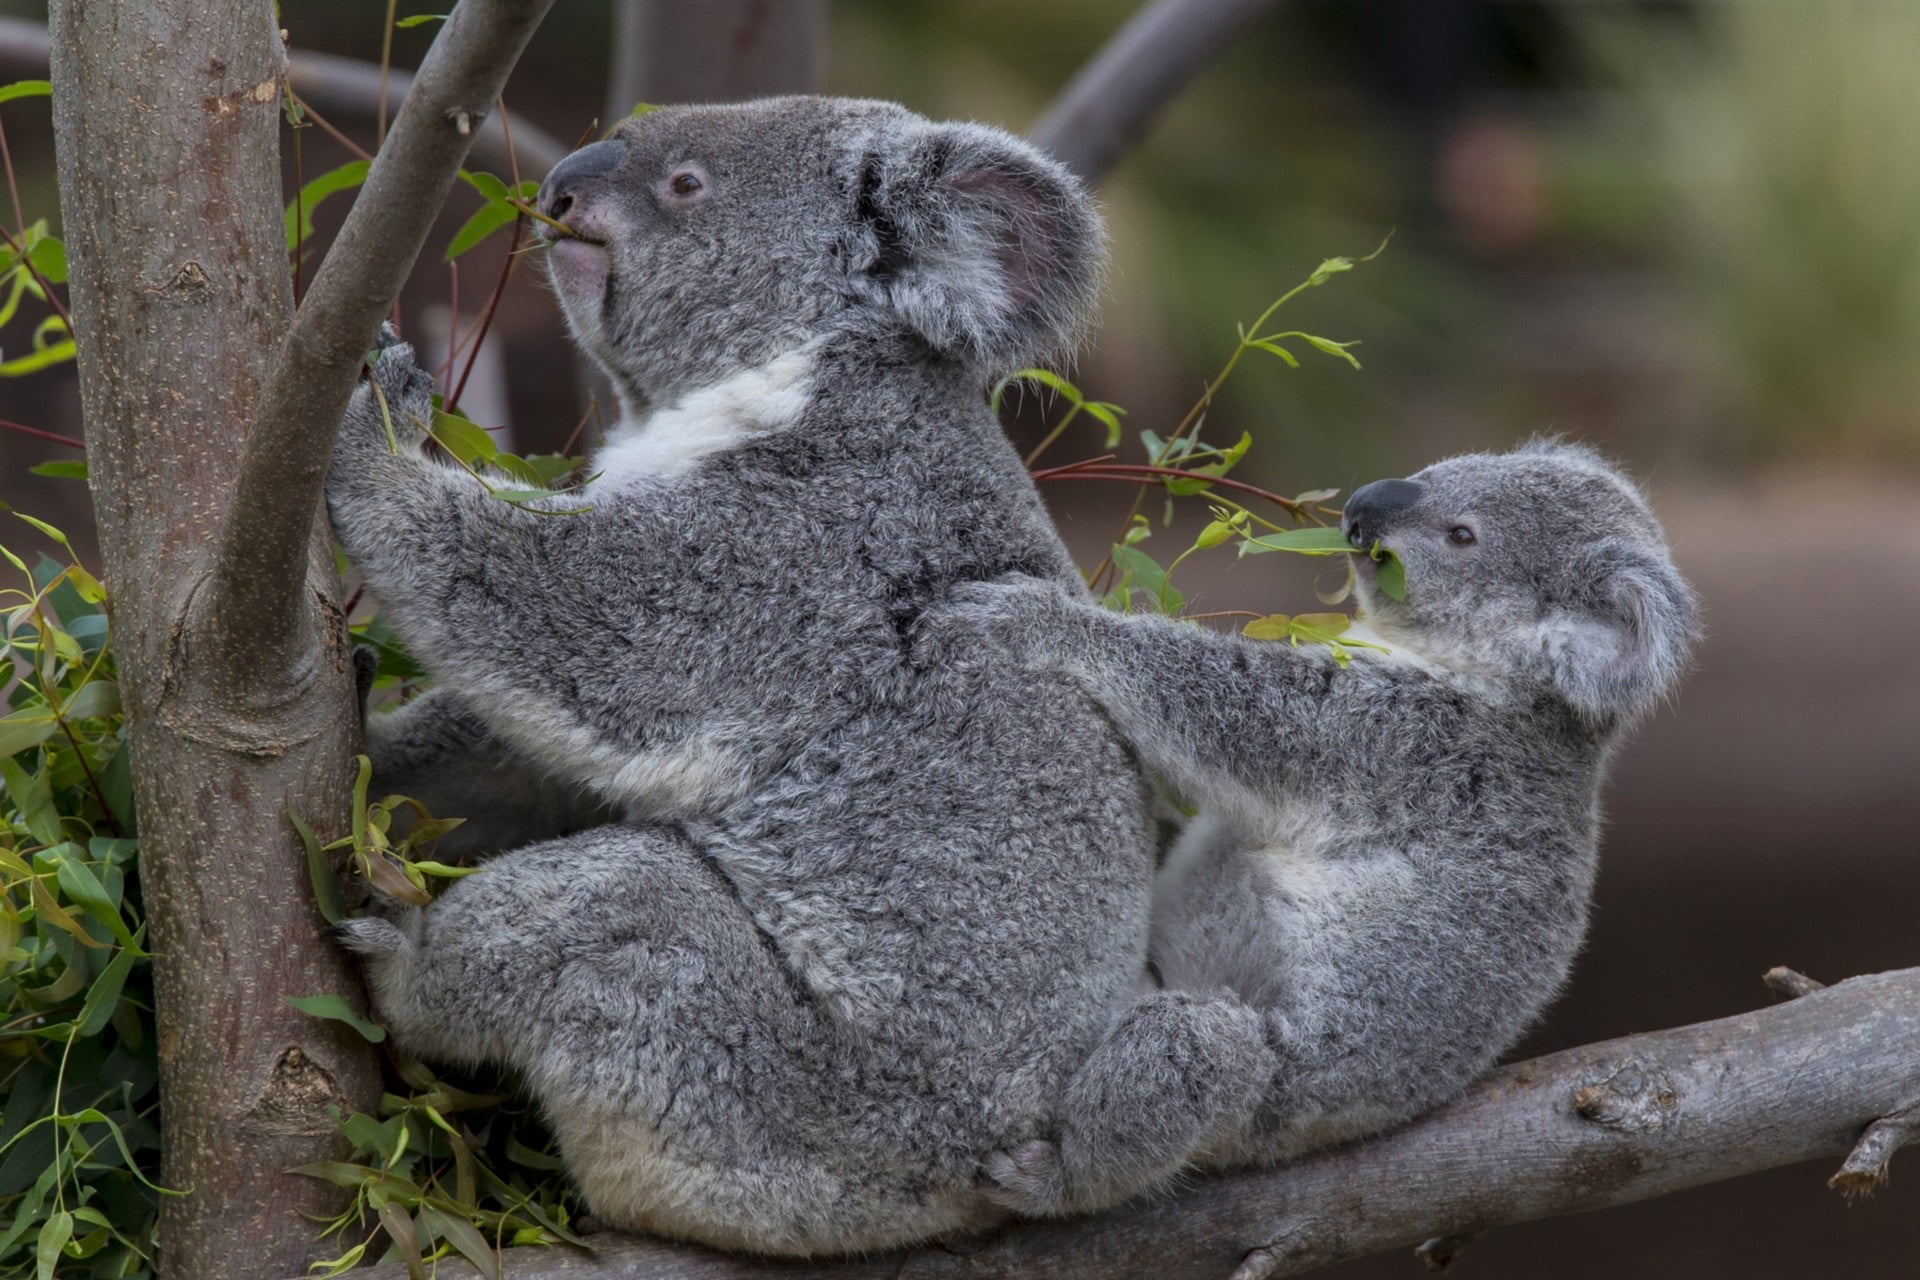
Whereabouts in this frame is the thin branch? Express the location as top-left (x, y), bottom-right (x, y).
top-left (0, 17), bottom-right (567, 178)
top-left (336, 966), bottom-right (1920, 1280)
top-left (0, 417), bottom-right (83, 449)
top-left (1029, 0), bottom-right (1283, 184)
top-left (199, 0), bottom-right (555, 671)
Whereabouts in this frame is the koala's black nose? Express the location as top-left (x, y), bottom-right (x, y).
top-left (539, 140), bottom-right (625, 224)
top-left (1342, 478), bottom-right (1425, 549)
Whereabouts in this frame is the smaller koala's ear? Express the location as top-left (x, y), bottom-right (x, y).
top-left (1535, 552), bottom-right (1699, 725)
top-left (849, 122), bottom-right (1105, 371)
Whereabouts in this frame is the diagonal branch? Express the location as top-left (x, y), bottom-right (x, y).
top-left (1029, 0), bottom-right (1284, 184)
top-left (335, 965), bottom-right (1920, 1280)
top-left (0, 17), bottom-right (567, 177)
top-left (199, 0), bottom-right (556, 672)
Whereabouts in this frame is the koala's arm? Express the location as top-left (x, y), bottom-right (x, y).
top-left (327, 338), bottom-right (686, 782)
top-left (363, 687), bottom-right (619, 860)
top-left (954, 579), bottom-right (1345, 805)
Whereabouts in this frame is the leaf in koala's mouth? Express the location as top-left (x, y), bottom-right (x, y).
top-left (1369, 543), bottom-right (1407, 600)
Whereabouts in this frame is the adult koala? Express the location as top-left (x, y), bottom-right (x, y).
top-left (324, 98), bottom-right (1268, 1254)
top-left (954, 440), bottom-right (1699, 1214)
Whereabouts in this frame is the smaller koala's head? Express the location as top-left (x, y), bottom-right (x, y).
top-left (534, 96), bottom-right (1104, 408)
top-left (1342, 440), bottom-right (1699, 725)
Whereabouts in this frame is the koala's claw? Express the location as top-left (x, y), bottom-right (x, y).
top-left (979, 1139), bottom-right (1068, 1216)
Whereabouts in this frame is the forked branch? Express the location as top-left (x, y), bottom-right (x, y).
top-left (200, 0), bottom-right (555, 669)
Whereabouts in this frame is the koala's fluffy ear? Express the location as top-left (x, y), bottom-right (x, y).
top-left (1536, 548), bottom-right (1699, 724)
top-left (849, 122), bottom-right (1105, 372)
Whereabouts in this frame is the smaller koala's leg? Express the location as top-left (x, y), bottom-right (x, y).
top-left (980, 989), bottom-right (1273, 1216)
top-left (363, 686), bottom-right (618, 860)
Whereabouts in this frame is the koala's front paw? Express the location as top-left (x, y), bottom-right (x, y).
top-left (336, 326), bottom-right (436, 460)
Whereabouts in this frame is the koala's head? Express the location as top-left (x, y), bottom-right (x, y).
top-left (1342, 440), bottom-right (1699, 725)
top-left (534, 96), bottom-right (1104, 409)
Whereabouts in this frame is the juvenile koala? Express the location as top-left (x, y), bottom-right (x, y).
top-left (954, 440), bottom-right (1699, 1213)
top-left (324, 98), bottom-right (1269, 1253)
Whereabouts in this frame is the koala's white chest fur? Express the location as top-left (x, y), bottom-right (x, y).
top-left (591, 346), bottom-right (818, 487)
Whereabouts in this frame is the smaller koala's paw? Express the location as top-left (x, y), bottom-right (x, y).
top-left (978, 1138), bottom-right (1069, 1217)
top-left (325, 915), bottom-right (410, 960)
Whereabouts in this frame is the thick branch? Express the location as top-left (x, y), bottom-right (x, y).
top-left (0, 18), bottom-right (566, 176)
top-left (1029, 0), bottom-right (1283, 183)
top-left (337, 966), bottom-right (1920, 1279)
top-left (201, 0), bottom-right (555, 671)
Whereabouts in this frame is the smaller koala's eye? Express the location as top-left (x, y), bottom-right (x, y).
top-left (1447, 525), bottom-right (1477, 546)
top-left (668, 170), bottom-right (704, 197)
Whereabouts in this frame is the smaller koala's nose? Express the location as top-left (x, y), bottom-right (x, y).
top-left (538, 140), bottom-right (625, 225)
top-left (1342, 478), bottom-right (1425, 549)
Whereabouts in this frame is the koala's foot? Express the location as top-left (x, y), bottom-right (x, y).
top-left (982, 990), bottom-right (1274, 1217)
top-left (980, 1139), bottom-right (1068, 1216)
top-left (327, 915), bottom-right (409, 959)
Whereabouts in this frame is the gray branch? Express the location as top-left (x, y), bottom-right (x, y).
top-left (1029, 0), bottom-right (1283, 183)
top-left (200, 0), bottom-right (555, 671)
top-left (336, 965), bottom-right (1920, 1280)
top-left (0, 17), bottom-right (567, 176)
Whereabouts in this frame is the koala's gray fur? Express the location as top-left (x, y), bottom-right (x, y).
top-left (948, 440), bottom-right (1699, 1214)
top-left (324, 97), bottom-right (1269, 1254)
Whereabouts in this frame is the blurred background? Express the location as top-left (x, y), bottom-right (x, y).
top-left (1, 1), bottom-right (1917, 1274)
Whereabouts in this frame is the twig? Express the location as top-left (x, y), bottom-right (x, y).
top-left (1029, 0), bottom-right (1283, 184)
top-left (1829, 1100), bottom-right (1920, 1199)
top-left (0, 417), bottom-right (83, 449)
top-left (1033, 462), bottom-right (1309, 512)
top-left (1764, 966), bottom-right (1826, 1000)
top-left (334, 966), bottom-right (1920, 1280)
top-left (202, 0), bottom-right (556, 672)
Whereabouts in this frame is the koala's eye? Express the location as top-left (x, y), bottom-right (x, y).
top-left (1447, 525), bottom-right (1477, 546)
top-left (668, 170), bottom-right (705, 198)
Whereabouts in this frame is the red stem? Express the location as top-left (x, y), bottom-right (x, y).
top-left (0, 417), bottom-right (84, 450)
top-left (1032, 461), bottom-right (1304, 511)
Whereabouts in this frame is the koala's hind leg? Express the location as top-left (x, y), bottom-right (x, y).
top-left (980, 988), bottom-right (1273, 1216)
top-left (332, 823), bottom-right (911, 1253)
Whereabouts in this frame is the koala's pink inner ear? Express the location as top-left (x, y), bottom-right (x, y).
top-left (944, 167), bottom-right (1063, 310)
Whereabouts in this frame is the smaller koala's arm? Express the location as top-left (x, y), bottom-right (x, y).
top-left (959, 579), bottom-right (1347, 805)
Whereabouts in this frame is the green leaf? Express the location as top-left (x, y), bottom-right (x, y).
top-left (1372, 545), bottom-right (1408, 600)
top-left (1109, 544), bottom-right (1183, 616)
top-left (395, 12), bottom-right (447, 26)
top-left (288, 993), bottom-right (388, 1043)
top-left (0, 80), bottom-right (52, 106)
top-left (53, 845), bottom-right (138, 947)
top-left (1246, 338), bottom-right (1300, 367)
top-left (61, 677), bottom-right (119, 720)
top-left (445, 201), bottom-right (521, 261)
top-left (24, 234), bottom-right (66, 287)
top-left (1239, 526), bottom-right (1355, 556)
top-left (284, 160), bottom-right (371, 252)
top-left (292, 809), bottom-right (347, 926)
top-left (0, 335), bottom-right (76, 376)
top-left (35, 1208), bottom-right (70, 1280)
top-left (1302, 333), bottom-right (1361, 368)
top-left (626, 101), bottom-right (661, 119)
top-left (76, 929), bottom-right (143, 1036)
top-left (1241, 614), bottom-right (1294, 641)
top-left (428, 410), bottom-right (498, 466)
top-left (27, 460), bottom-right (86, 480)
top-left (420, 1203), bottom-right (500, 1280)
top-left (1308, 256), bottom-right (1356, 286)
top-left (2, 758), bottom-right (59, 846)
top-left (0, 712), bottom-right (56, 759)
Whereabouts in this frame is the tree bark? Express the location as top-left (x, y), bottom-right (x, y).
top-left (337, 966), bottom-right (1920, 1280)
top-left (45, 1), bottom-right (552, 1276)
top-left (45, 4), bottom-right (381, 1278)
top-left (602, 0), bottom-right (825, 121)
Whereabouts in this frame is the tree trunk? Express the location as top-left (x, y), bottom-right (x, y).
top-left (45, 4), bottom-right (381, 1278)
